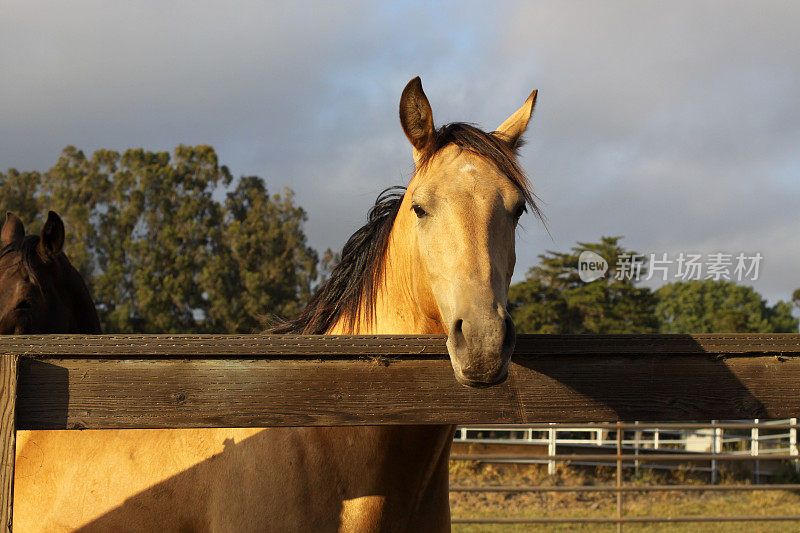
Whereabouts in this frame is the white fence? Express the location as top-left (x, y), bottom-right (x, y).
top-left (455, 419), bottom-right (800, 481)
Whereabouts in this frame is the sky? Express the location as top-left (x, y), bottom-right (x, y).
top-left (1, 1), bottom-right (799, 305)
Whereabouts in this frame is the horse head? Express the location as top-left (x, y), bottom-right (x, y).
top-left (0, 211), bottom-right (101, 334)
top-left (398, 78), bottom-right (539, 387)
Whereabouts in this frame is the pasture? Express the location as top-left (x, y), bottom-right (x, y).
top-left (449, 459), bottom-right (800, 532)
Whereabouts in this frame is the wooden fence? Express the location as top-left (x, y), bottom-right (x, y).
top-left (2, 333), bottom-right (800, 529)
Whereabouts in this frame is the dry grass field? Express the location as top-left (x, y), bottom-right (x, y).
top-left (449, 460), bottom-right (800, 532)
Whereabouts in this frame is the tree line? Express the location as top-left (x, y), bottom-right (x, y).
top-left (509, 236), bottom-right (799, 334)
top-left (3, 146), bottom-right (798, 334)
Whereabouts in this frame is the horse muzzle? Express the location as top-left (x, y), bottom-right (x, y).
top-left (446, 309), bottom-right (516, 388)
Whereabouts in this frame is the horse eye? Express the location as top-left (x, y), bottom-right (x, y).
top-left (412, 204), bottom-right (428, 218)
top-left (513, 204), bottom-right (527, 221)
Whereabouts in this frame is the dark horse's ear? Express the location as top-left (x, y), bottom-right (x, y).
top-left (399, 76), bottom-right (435, 161)
top-left (1, 212), bottom-right (25, 247)
top-left (39, 211), bottom-right (65, 258)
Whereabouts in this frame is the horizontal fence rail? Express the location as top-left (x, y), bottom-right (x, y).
top-left (451, 516), bottom-right (800, 524)
top-left (454, 422), bottom-right (799, 429)
top-left (450, 484), bottom-right (800, 492)
top-left (3, 333), bottom-right (800, 429)
top-left (5, 332), bottom-right (800, 356)
top-left (451, 453), bottom-right (800, 461)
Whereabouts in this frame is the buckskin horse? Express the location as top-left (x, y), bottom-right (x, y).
top-left (14, 78), bottom-right (540, 532)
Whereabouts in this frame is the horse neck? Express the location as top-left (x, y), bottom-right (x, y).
top-left (332, 207), bottom-right (444, 336)
top-left (60, 258), bottom-right (103, 334)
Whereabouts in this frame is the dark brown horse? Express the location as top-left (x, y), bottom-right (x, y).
top-left (0, 211), bottom-right (101, 334)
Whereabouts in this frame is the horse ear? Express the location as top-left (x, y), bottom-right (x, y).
top-left (39, 211), bottom-right (65, 258)
top-left (1, 212), bottom-right (25, 247)
top-left (494, 89), bottom-right (538, 150)
top-left (399, 77), bottom-right (435, 159)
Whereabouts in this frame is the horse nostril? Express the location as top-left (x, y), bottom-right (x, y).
top-left (502, 316), bottom-right (516, 351)
top-left (15, 300), bottom-right (32, 310)
top-left (449, 319), bottom-right (466, 349)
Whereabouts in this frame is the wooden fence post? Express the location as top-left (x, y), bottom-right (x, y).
top-left (0, 355), bottom-right (17, 532)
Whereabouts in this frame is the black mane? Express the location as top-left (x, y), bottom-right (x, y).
top-left (269, 122), bottom-right (540, 335)
top-left (269, 186), bottom-right (404, 334)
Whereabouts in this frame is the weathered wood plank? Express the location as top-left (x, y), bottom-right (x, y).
top-left (0, 356), bottom-right (17, 532)
top-left (2, 333), bottom-right (800, 357)
top-left (16, 351), bottom-right (800, 429)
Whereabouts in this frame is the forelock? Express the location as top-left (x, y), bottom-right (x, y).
top-left (415, 122), bottom-right (541, 221)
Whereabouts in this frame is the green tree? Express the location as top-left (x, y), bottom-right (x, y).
top-left (0, 169), bottom-right (41, 229)
top-left (509, 236), bottom-right (658, 333)
top-left (654, 280), bottom-right (799, 333)
top-left (201, 177), bottom-right (317, 333)
top-left (40, 146), bottom-right (118, 281)
top-left (1, 145), bottom-right (317, 333)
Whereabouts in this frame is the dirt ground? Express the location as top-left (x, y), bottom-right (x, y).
top-left (449, 460), bottom-right (800, 532)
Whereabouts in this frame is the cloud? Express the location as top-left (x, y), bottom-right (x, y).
top-left (497, 1), bottom-right (800, 303)
top-left (1, 1), bottom-right (798, 304)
